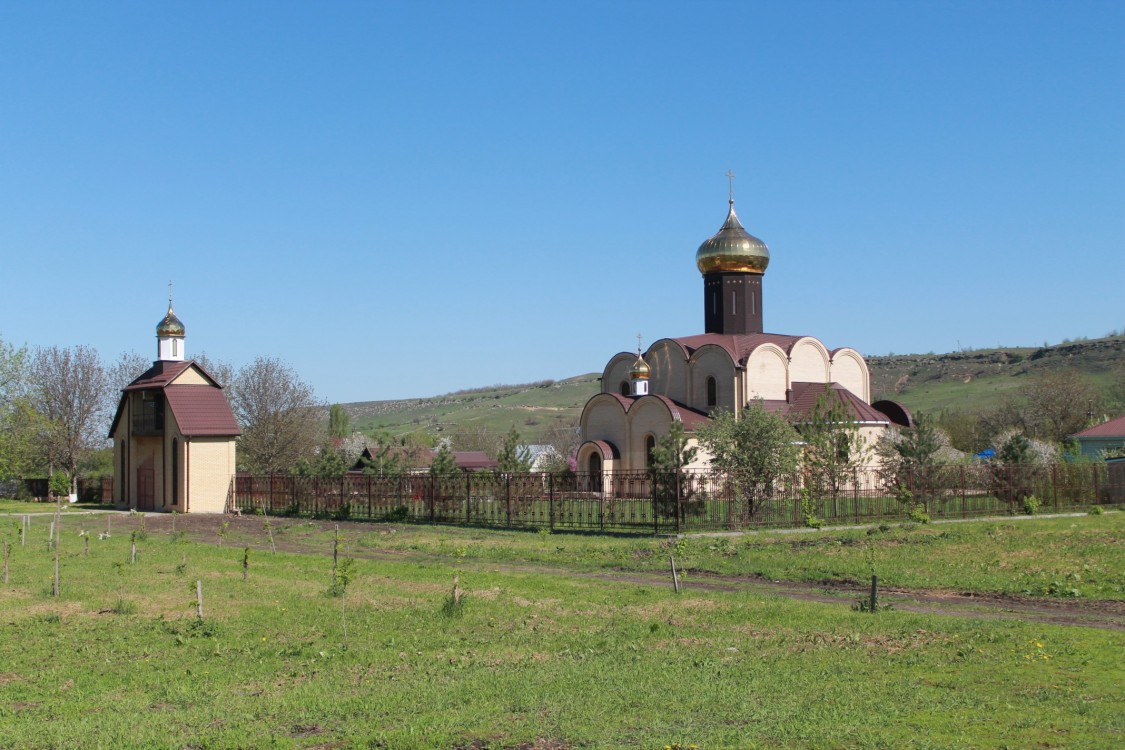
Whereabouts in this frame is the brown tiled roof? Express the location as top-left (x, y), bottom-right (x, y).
top-left (108, 360), bottom-right (238, 437)
top-left (648, 395), bottom-right (712, 432)
top-left (585, 440), bottom-right (620, 459)
top-left (122, 360), bottom-right (195, 391)
top-left (665, 333), bottom-right (807, 366)
top-left (1074, 414), bottom-right (1125, 439)
top-left (164, 385), bottom-right (242, 436)
top-left (786, 382), bottom-right (891, 424)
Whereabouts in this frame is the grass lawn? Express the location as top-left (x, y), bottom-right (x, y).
top-left (0, 513), bottom-right (1122, 748)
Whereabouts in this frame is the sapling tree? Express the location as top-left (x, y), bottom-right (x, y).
top-left (696, 405), bottom-right (802, 521)
top-left (796, 392), bottom-right (869, 517)
top-left (648, 421), bottom-right (699, 520)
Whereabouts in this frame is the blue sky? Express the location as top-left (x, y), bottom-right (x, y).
top-left (2, 1), bottom-right (1122, 403)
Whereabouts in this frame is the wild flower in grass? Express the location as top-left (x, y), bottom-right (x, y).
top-left (1022, 640), bottom-right (1052, 662)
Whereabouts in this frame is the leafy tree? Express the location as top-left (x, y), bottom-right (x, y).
top-left (874, 412), bottom-right (946, 512)
top-left (796, 392), bottom-right (869, 515)
top-left (28, 345), bottom-right (111, 495)
top-left (294, 442), bottom-right (350, 477)
top-left (328, 404), bottom-right (351, 439)
top-left (495, 426), bottom-right (532, 474)
top-left (358, 432), bottom-right (404, 477)
top-left (0, 333), bottom-right (28, 410)
top-left (230, 356), bottom-right (323, 474)
top-left (648, 421), bottom-right (699, 520)
top-left (429, 442), bottom-right (460, 476)
top-left (696, 404), bottom-right (801, 520)
top-left (0, 398), bottom-right (51, 480)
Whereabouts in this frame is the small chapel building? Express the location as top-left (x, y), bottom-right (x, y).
top-left (108, 301), bottom-right (240, 513)
top-left (576, 187), bottom-right (908, 475)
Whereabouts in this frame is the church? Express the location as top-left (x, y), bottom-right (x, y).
top-left (108, 300), bottom-right (240, 513)
top-left (576, 185), bottom-right (907, 474)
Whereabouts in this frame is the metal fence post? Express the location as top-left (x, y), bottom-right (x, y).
top-left (674, 471), bottom-right (682, 534)
top-left (548, 472), bottom-right (555, 532)
top-left (465, 473), bottom-right (472, 525)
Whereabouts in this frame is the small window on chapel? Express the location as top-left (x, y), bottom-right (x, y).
top-left (706, 376), bottom-right (717, 407)
top-left (620, 381), bottom-right (629, 396)
top-left (645, 435), bottom-right (656, 467)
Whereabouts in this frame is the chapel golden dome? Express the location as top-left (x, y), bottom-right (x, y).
top-left (630, 354), bottom-right (651, 380)
top-left (695, 201), bottom-right (770, 275)
top-left (156, 303), bottom-right (185, 338)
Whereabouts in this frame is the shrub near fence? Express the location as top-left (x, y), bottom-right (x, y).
top-left (232, 463), bottom-right (1122, 534)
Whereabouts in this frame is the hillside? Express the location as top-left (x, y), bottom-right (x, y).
top-left (340, 336), bottom-right (1125, 441)
top-left (869, 335), bottom-right (1125, 415)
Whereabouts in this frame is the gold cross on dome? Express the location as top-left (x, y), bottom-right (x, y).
top-left (726, 170), bottom-right (735, 203)
top-left (636, 333), bottom-right (643, 357)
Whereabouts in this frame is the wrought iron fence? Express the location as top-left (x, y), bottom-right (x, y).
top-left (231, 462), bottom-right (1122, 534)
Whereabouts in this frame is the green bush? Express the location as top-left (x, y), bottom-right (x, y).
top-left (1022, 495), bottom-right (1041, 515)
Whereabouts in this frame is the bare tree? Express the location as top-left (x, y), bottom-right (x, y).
top-left (230, 356), bottom-right (323, 474)
top-left (28, 345), bottom-right (111, 494)
top-left (107, 351), bottom-right (150, 394)
top-left (194, 351), bottom-right (235, 389)
top-left (1019, 369), bottom-right (1101, 444)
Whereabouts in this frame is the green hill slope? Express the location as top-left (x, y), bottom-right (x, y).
top-left (339, 336), bottom-right (1125, 443)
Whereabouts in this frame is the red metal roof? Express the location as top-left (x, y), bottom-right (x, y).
top-left (785, 382), bottom-right (891, 424)
top-left (666, 332), bottom-right (807, 365)
top-left (108, 360), bottom-right (239, 437)
top-left (1074, 414), bottom-right (1125, 439)
top-left (164, 385), bottom-right (242, 436)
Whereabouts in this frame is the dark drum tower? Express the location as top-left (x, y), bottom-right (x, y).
top-left (695, 175), bottom-right (770, 335)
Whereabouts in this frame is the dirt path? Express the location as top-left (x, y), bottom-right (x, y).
top-left (87, 511), bottom-right (1125, 632)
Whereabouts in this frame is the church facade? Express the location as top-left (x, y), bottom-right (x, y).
top-left (108, 301), bottom-right (240, 513)
top-left (577, 190), bottom-right (906, 474)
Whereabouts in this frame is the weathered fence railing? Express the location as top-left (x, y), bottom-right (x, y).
top-left (230, 463), bottom-right (1122, 534)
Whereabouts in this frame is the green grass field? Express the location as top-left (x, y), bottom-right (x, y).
top-left (0, 511), bottom-right (1122, 748)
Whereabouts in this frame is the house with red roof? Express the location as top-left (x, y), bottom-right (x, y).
top-left (1073, 415), bottom-right (1125, 459)
top-left (108, 300), bottom-right (240, 513)
top-left (577, 188), bottom-right (909, 474)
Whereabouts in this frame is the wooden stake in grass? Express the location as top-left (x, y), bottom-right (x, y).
top-left (869, 574), bottom-right (879, 613)
top-left (48, 521), bottom-right (55, 551)
top-left (196, 580), bottom-right (204, 619)
top-left (263, 518), bottom-right (276, 554)
top-left (52, 504), bottom-right (62, 597)
top-left (3, 541), bottom-right (9, 585)
top-left (333, 524), bottom-right (339, 573)
top-left (21, 516), bottom-right (26, 546)
top-left (670, 555), bottom-right (681, 594)
top-left (130, 531), bottom-right (137, 564)
top-left (107, 514), bottom-right (111, 537)
top-left (242, 546), bottom-right (250, 581)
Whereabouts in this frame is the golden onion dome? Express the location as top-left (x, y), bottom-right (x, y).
top-left (695, 201), bottom-right (770, 275)
top-left (156, 303), bottom-right (185, 337)
top-left (630, 354), bottom-right (651, 380)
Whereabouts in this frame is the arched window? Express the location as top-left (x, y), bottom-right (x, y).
top-left (619, 380), bottom-right (629, 396)
top-left (645, 435), bottom-right (656, 467)
top-left (706, 376), bottom-right (717, 407)
top-left (171, 438), bottom-right (179, 506)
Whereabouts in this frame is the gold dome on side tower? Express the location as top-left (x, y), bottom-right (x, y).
top-left (156, 302), bottom-right (185, 338)
top-left (695, 200), bottom-right (770, 275)
top-left (630, 353), bottom-right (651, 380)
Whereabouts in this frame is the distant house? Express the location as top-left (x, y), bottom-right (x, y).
top-left (1073, 415), bottom-right (1125, 459)
top-left (108, 300), bottom-right (240, 513)
top-left (350, 447), bottom-right (498, 474)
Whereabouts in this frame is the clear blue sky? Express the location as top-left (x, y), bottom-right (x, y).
top-left (2, 1), bottom-right (1122, 403)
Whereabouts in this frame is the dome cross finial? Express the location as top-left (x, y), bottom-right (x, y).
top-left (636, 333), bottom-right (644, 358)
top-left (726, 169), bottom-right (735, 206)
top-left (168, 280), bottom-right (174, 310)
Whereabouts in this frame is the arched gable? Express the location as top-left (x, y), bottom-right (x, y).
top-left (688, 344), bottom-right (738, 413)
top-left (626, 396), bottom-right (678, 468)
top-left (646, 339), bottom-right (690, 404)
top-left (601, 353), bottom-right (637, 396)
top-left (788, 337), bottom-right (831, 384)
top-left (579, 392), bottom-right (629, 451)
top-left (744, 343), bottom-right (789, 401)
top-left (829, 348), bottom-right (870, 403)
